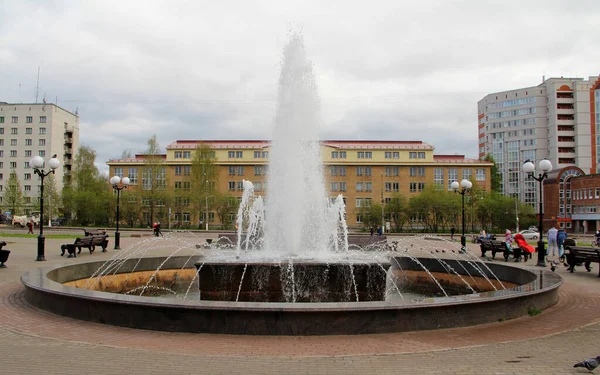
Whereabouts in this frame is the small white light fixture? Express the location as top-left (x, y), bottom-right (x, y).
top-left (121, 177), bottom-right (130, 186)
top-left (451, 181), bottom-right (459, 191)
top-left (110, 176), bottom-right (121, 185)
top-left (30, 156), bottom-right (44, 169)
top-left (522, 161), bottom-right (535, 174)
top-left (461, 179), bottom-right (473, 189)
top-left (48, 157), bottom-right (60, 170)
top-left (539, 159), bottom-right (552, 173)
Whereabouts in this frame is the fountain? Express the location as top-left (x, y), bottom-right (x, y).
top-left (21, 33), bottom-right (562, 335)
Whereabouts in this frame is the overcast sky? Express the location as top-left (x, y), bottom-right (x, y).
top-left (2, 0), bottom-right (599, 173)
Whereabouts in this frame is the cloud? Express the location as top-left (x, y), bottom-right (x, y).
top-left (1, 0), bottom-right (599, 173)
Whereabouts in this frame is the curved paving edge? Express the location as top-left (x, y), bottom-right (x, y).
top-left (2, 280), bottom-right (600, 357)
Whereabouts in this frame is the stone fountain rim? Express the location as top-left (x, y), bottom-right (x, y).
top-left (21, 255), bottom-right (563, 312)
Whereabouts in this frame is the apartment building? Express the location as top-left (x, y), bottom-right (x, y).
top-left (0, 102), bottom-right (79, 212)
top-left (107, 140), bottom-right (493, 228)
top-left (477, 76), bottom-right (600, 205)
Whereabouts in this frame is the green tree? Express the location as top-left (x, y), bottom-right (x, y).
top-left (357, 202), bottom-right (383, 231)
top-left (214, 192), bottom-right (239, 229)
top-left (190, 144), bottom-right (217, 227)
top-left (140, 135), bottom-right (166, 225)
top-left (385, 194), bottom-right (409, 232)
top-left (4, 170), bottom-right (23, 216)
top-left (43, 173), bottom-right (61, 224)
top-left (483, 154), bottom-right (501, 193)
top-left (63, 145), bottom-right (111, 225)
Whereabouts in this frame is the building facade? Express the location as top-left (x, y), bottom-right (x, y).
top-left (477, 76), bottom-right (600, 205)
top-left (107, 140), bottom-right (493, 228)
top-left (0, 102), bottom-right (79, 213)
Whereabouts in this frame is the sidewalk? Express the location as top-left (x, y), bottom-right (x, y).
top-left (1, 235), bottom-right (599, 374)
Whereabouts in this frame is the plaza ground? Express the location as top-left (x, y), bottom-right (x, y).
top-left (1, 229), bottom-right (599, 374)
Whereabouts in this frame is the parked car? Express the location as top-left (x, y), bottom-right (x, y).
top-left (514, 229), bottom-right (540, 240)
top-left (528, 226), bottom-right (538, 231)
top-left (51, 218), bottom-right (67, 226)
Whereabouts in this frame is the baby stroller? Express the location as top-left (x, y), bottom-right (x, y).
top-left (559, 238), bottom-right (577, 265)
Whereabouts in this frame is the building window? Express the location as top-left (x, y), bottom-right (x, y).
top-left (174, 181), bottom-right (182, 190)
top-left (183, 151), bottom-right (191, 158)
top-left (0, 128), bottom-right (3, 134)
top-left (409, 152), bottom-right (417, 159)
top-left (39, 150), bottom-right (45, 157)
top-left (128, 168), bottom-right (138, 184)
top-left (340, 182), bottom-right (346, 192)
top-left (10, 150), bottom-right (17, 157)
top-left (174, 151), bottom-right (183, 158)
top-left (357, 151), bottom-right (372, 159)
top-left (25, 185), bottom-right (31, 191)
top-left (434, 168), bottom-right (444, 187)
top-left (237, 181), bottom-right (244, 191)
top-left (385, 166), bottom-right (399, 177)
top-left (365, 182), bottom-right (372, 192)
top-left (26, 127), bottom-right (32, 134)
top-left (228, 181), bottom-right (235, 191)
top-left (228, 166), bottom-right (236, 175)
top-left (331, 182), bottom-right (339, 192)
top-left (0, 117), bottom-right (3, 123)
top-left (356, 167), bottom-right (364, 176)
top-left (142, 169), bottom-right (152, 190)
top-left (236, 151), bottom-right (243, 158)
top-left (39, 127), bottom-right (46, 134)
top-left (11, 128), bottom-right (17, 134)
top-left (254, 166), bottom-right (263, 176)
top-left (113, 167), bottom-right (124, 178)
top-left (175, 166), bottom-right (183, 176)
top-left (476, 168), bottom-right (486, 181)
top-left (26, 116), bottom-right (33, 123)
top-left (39, 139), bottom-right (46, 146)
top-left (228, 151), bottom-right (235, 158)
top-left (11, 117), bottom-right (18, 123)
top-left (385, 152), bottom-right (399, 159)
top-left (25, 150), bottom-right (31, 157)
top-left (39, 116), bottom-right (46, 123)
top-left (183, 181), bottom-right (191, 191)
top-left (25, 139), bottom-right (32, 146)
top-left (364, 167), bottom-right (372, 176)
top-left (447, 168), bottom-right (458, 190)
top-left (10, 162), bottom-right (16, 168)
top-left (183, 166), bottom-right (190, 176)
top-left (237, 166), bottom-right (244, 176)
top-left (418, 152), bottom-right (425, 159)
top-left (24, 173), bottom-right (31, 180)
top-left (356, 182), bottom-right (363, 192)
top-left (10, 139), bottom-right (16, 146)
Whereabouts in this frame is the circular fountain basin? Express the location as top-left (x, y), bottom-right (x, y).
top-left (21, 255), bottom-right (562, 335)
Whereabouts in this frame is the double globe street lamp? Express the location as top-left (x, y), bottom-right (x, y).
top-left (30, 155), bottom-right (60, 261)
top-left (523, 159), bottom-right (553, 267)
top-left (110, 176), bottom-right (130, 250)
top-left (451, 179), bottom-right (473, 253)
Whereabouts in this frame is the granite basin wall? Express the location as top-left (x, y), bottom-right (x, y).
top-left (21, 256), bottom-right (562, 335)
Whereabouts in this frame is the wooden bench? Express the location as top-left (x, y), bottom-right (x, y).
top-left (479, 239), bottom-right (508, 260)
top-left (61, 235), bottom-right (109, 258)
top-left (82, 229), bottom-right (107, 237)
top-left (564, 245), bottom-right (600, 276)
top-left (0, 241), bottom-right (9, 268)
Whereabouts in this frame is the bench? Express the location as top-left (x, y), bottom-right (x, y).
top-left (0, 241), bottom-right (9, 268)
top-left (564, 245), bottom-right (600, 276)
top-left (480, 239), bottom-right (531, 262)
top-left (61, 235), bottom-right (109, 258)
top-left (82, 229), bottom-right (107, 237)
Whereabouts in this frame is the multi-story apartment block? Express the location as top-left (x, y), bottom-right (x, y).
top-left (107, 140), bottom-right (493, 228)
top-left (477, 76), bottom-right (600, 205)
top-left (0, 102), bottom-right (79, 212)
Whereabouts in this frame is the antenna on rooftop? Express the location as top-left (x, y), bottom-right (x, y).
top-left (35, 66), bottom-right (40, 103)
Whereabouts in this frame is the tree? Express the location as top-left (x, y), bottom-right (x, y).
top-left (42, 173), bottom-right (61, 224)
top-left (62, 145), bottom-right (111, 225)
top-left (483, 154), bottom-right (501, 193)
top-left (190, 143), bottom-right (217, 227)
top-left (357, 203), bottom-right (383, 231)
top-left (140, 135), bottom-right (166, 225)
top-left (4, 170), bottom-right (23, 216)
top-left (385, 194), bottom-right (409, 232)
top-left (214, 192), bottom-right (239, 229)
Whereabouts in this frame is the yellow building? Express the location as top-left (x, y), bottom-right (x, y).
top-left (107, 140), bottom-right (493, 228)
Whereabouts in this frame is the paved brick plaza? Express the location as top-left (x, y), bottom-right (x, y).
top-left (1, 232), bottom-right (599, 374)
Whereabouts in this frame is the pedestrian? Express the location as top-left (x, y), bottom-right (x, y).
top-left (370, 227), bottom-right (374, 236)
top-left (450, 227), bottom-right (455, 240)
top-left (27, 220), bottom-right (34, 234)
top-left (547, 226), bottom-right (558, 256)
top-left (377, 226), bottom-right (382, 236)
top-left (557, 229), bottom-right (568, 258)
top-left (505, 229), bottom-right (512, 246)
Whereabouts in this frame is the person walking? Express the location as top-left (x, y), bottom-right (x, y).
top-left (26, 220), bottom-right (34, 234)
top-left (450, 227), bottom-right (455, 240)
top-left (547, 226), bottom-right (558, 256)
top-left (557, 229), bottom-right (568, 258)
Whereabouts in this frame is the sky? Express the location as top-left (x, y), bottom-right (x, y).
top-left (1, 0), bottom-right (599, 174)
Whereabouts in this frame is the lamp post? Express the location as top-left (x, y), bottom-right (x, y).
top-left (30, 155), bottom-right (60, 261)
top-left (110, 175), bottom-right (130, 250)
top-left (523, 159), bottom-right (552, 267)
top-left (452, 179), bottom-right (473, 253)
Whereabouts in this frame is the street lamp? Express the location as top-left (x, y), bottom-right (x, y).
top-left (452, 179), bottom-right (473, 253)
top-left (30, 155), bottom-right (60, 261)
top-left (110, 175), bottom-right (130, 250)
top-left (523, 159), bottom-right (552, 267)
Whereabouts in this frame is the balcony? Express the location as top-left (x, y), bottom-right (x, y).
top-left (558, 140), bottom-right (575, 148)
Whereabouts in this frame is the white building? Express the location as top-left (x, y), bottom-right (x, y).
top-left (477, 76), bottom-right (600, 204)
top-left (0, 102), bottom-right (79, 213)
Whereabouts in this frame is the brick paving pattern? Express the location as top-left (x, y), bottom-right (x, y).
top-left (1, 233), bottom-right (599, 374)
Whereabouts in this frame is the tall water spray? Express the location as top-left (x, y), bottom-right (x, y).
top-left (234, 33), bottom-right (348, 258)
top-left (264, 33), bottom-right (330, 257)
